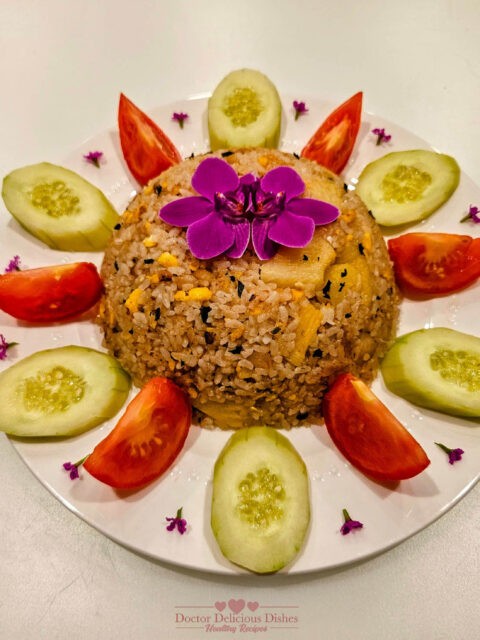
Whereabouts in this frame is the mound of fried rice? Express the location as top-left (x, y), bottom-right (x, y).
top-left (98, 149), bottom-right (399, 429)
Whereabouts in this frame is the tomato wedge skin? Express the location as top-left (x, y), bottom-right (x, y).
top-left (301, 91), bottom-right (363, 175)
top-left (118, 93), bottom-right (182, 186)
top-left (84, 377), bottom-right (191, 490)
top-left (322, 373), bottom-right (430, 482)
top-left (388, 233), bottom-right (480, 298)
top-left (0, 262), bottom-right (103, 322)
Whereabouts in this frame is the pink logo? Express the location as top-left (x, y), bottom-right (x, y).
top-left (214, 601), bottom-right (226, 612)
top-left (247, 601), bottom-right (259, 612)
top-left (228, 598), bottom-right (245, 613)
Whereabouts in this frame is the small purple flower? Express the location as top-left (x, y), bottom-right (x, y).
top-left (166, 507), bottom-right (187, 534)
top-left (4, 255), bottom-right (21, 272)
top-left (0, 334), bottom-right (17, 360)
top-left (62, 455), bottom-right (88, 480)
top-left (372, 127), bottom-right (391, 145)
top-left (172, 112), bottom-right (189, 129)
top-left (83, 151), bottom-right (103, 168)
top-left (435, 442), bottom-right (464, 465)
top-left (460, 205), bottom-right (480, 224)
top-left (159, 157), bottom-right (339, 260)
top-left (0, 334), bottom-right (9, 360)
top-left (293, 100), bottom-right (308, 120)
top-left (340, 508), bottom-right (363, 535)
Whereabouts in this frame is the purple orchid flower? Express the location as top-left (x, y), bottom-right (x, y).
top-left (160, 157), bottom-right (253, 260)
top-left (251, 166), bottom-right (339, 259)
top-left (159, 157), bottom-right (339, 261)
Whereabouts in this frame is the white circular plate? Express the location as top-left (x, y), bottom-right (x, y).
top-left (1, 95), bottom-right (479, 575)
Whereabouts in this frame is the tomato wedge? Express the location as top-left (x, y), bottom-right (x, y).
top-left (322, 373), bottom-right (430, 482)
top-left (301, 91), bottom-right (363, 174)
top-left (388, 233), bottom-right (480, 298)
top-left (118, 93), bottom-right (182, 185)
top-left (0, 262), bottom-right (103, 322)
top-left (84, 377), bottom-right (191, 490)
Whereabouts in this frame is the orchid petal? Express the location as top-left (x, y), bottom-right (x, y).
top-left (267, 209), bottom-right (315, 247)
top-left (226, 221), bottom-right (250, 259)
top-left (260, 166), bottom-right (305, 201)
top-left (192, 157), bottom-right (239, 199)
top-left (239, 173), bottom-right (256, 186)
top-left (252, 219), bottom-right (277, 260)
top-left (160, 196), bottom-right (212, 226)
top-left (287, 198), bottom-right (339, 225)
top-left (186, 211), bottom-right (235, 259)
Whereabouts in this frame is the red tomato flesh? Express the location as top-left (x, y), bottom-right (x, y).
top-left (0, 262), bottom-right (103, 322)
top-left (118, 93), bottom-right (182, 185)
top-left (388, 233), bottom-right (480, 297)
top-left (322, 373), bottom-right (430, 482)
top-left (84, 377), bottom-right (191, 490)
top-left (301, 91), bottom-right (363, 174)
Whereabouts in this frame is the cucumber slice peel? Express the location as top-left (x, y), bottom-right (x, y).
top-left (356, 150), bottom-right (460, 227)
top-left (211, 426), bottom-right (310, 574)
top-left (208, 69), bottom-right (282, 150)
top-left (0, 346), bottom-right (131, 437)
top-left (2, 162), bottom-right (120, 251)
top-left (381, 327), bottom-right (480, 418)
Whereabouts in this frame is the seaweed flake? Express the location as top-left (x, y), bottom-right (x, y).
top-left (339, 282), bottom-right (345, 292)
top-left (114, 260), bottom-right (119, 271)
top-left (322, 280), bottom-right (332, 299)
top-left (229, 345), bottom-right (242, 354)
top-left (293, 152), bottom-right (300, 159)
top-left (229, 275), bottom-right (236, 282)
top-left (128, 329), bottom-right (134, 335)
top-left (244, 377), bottom-right (256, 383)
top-left (313, 348), bottom-right (323, 358)
top-left (200, 305), bottom-right (211, 323)
top-left (154, 184), bottom-right (163, 196)
top-left (114, 223), bottom-right (121, 230)
top-left (221, 150), bottom-right (234, 157)
top-left (237, 280), bottom-right (245, 297)
top-left (358, 243), bottom-right (365, 255)
top-left (204, 331), bottom-right (214, 345)
top-left (343, 183), bottom-right (348, 192)
top-left (296, 411), bottom-right (309, 420)
top-left (151, 307), bottom-right (161, 321)
top-left (341, 268), bottom-right (348, 277)
top-left (112, 327), bottom-right (120, 334)
top-left (189, 152), bottom-right (195, 159)
top-left (271, 326), bottom-right (281, 335)
top-left (303, 254), bottom-right (309, 261)
top-left (345, 312), bottom-right (352, 318)
top-left (144, 258), bottom-right (154, 264)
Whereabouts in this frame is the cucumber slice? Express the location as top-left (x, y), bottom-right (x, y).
top-left (356, 150), bottom-right (460, 226)
top-left (0, 346), bottom-right (131, 437)
top-left (381, 328), bottom-right (480, 418)
top-left (211, 426), bottom-right (310, 574)
top-left (2, 162), bottom-right (120, 251)
top-left (208, 69), bottom-right (282, 150)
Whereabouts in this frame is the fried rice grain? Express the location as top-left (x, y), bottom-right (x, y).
top-left (98, 149), bottom-right (399, 429)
